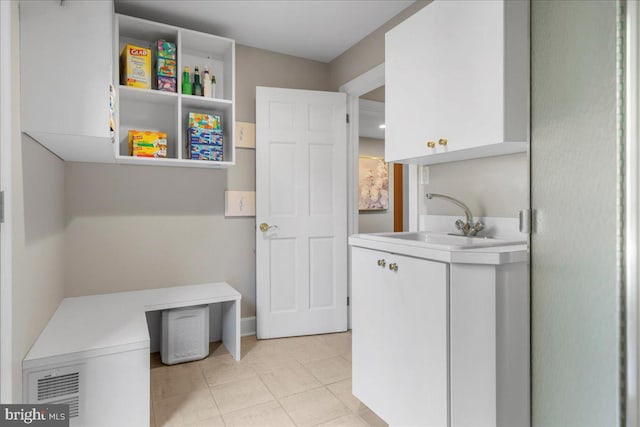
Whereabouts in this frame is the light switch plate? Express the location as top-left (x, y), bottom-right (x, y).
top-left (421, 166), bottom-right (430, 185)
top-left (236, 122), bottom-right (256, 149)
top-left (225, 191), bottom-right (256, 217)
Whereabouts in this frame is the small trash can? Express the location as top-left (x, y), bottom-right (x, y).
top-left (161, 305), bottom-right (210, 365)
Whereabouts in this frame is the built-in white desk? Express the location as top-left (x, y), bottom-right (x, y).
top-left (23, 282), bottom-right (241, 426)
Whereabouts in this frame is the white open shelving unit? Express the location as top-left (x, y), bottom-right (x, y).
top-left (114, 14), bottom-right (236, 168)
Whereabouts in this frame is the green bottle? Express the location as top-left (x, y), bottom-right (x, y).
top-left (182, 66), bottom-right (192, 95)
top-left (193, 66), bottom-right (203, 96)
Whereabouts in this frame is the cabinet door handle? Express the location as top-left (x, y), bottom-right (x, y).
top-left (389, 263), bottom-right (398, 272)
top-left (377, 259), bottom-right (386, 267)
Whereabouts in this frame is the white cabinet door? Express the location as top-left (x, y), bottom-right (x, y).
top-left (20, 0), bottom-right (114, 162)
top-left (385, 0), bottom-right (528, 164)
top-left (352, 247), bottom-right (448, 426)
top-left (430, 1), bottom-right (503, 152)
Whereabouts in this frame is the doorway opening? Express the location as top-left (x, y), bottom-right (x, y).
top-left (357, 88), bottom-right (405, 234)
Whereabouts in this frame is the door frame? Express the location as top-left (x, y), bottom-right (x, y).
top-left (339, 63), bottom-right (420, 328)
top-left (0, 0), bottom-right (12, 403)
top-left (625, 1), bottom-right (639, 424)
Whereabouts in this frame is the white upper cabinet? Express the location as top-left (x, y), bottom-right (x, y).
top-left (20, 2), bottom-right (236, 168)
top-left (113, 15), bottom-right (236, 168)
top-left (20, 0), bottom-right (115, 163)
top-left (385, 0), bottom-right (528, 164)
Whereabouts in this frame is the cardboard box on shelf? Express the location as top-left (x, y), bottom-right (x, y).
top-left (120, 44), bottom-right (151, 89)
top-left (189, 127), bottom-right (223, 146)
top-left (157, 76), bottom-right (176, 93)
top-left (190, 143), bottom-right (223, 161)
top-left (128, 130), bottom-right (168, 158)
top-left (188, 112), bottom-right (221, 131)
top-left (156, 40), bottom-right (176, 60)
top-left (156, 57), bottom-right (177, 78)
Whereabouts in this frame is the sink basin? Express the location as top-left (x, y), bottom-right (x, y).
top-left (356, 232), bottom-right (525, 250)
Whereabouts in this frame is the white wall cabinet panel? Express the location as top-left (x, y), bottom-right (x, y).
top-left (20, 0), bottom-right (115, 163)
top-left (385, 0), bottom-right (528, 165)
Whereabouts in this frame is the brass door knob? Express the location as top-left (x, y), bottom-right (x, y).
top-left (439, 138), bottom-right (448, 146)
top-left (427, 141), bottom-right (436, 148)
top-left (389, 263), bottom-right (398, 272)
top-left (259, 223), bottom-right (279, 232)
top-left (377, 259), bottom-right (386, 267)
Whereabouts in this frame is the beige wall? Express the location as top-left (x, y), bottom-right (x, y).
top-left (420, 153), bottom-right (528, 218)
top-left (64, 45), bottom-right (331, 319)
top-left (236, 45), bottom-right (329, 122)
top-left (9, 0), bottom-right (66, 401)
top-left (358, 138), bottom-right (394, 233)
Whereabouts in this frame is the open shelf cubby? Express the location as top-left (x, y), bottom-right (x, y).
top-left (114, 14), bottom-right (235, 168)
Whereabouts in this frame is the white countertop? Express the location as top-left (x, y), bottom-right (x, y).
top-left (24, 282), bottom-right (241, 369)
top-left (349, 234), bottom-right (528, 265)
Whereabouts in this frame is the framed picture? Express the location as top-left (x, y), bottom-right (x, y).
top-left (358, 156), bottom-right (389, 211)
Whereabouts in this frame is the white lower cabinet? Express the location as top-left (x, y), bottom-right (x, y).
top-left (351, 246), bottom-right (530, 427)
top-left (352, 247), bottom-right (448, 426)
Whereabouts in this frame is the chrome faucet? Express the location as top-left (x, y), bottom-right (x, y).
top-left (425, 193), bottom-right (484, 236)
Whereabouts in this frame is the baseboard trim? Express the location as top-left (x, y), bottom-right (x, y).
top-left (241, 316), bottom-right (256, 337)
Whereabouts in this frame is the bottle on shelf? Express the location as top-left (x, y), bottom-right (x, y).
top-left (182, 66), bottom-right (192, 95)
top-left (211, 74), bottom-right (217, 98)
top-left (193, 66), bottom-right (203, 96)
top-left (203, 67), bottom-right (212, 98)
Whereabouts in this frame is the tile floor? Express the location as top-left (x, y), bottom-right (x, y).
top-left (149, 331), bottom-right (387, 427)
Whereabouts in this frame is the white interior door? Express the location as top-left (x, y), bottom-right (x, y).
top-left (256, 87), bottom-right (347, 339)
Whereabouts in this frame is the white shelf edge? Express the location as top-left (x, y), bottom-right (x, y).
top-left (397, 141), bottom-right (528, 165)
top-left (119, 86), bottom-right (178, 103)
top-left (115, 155), bottom-right (234, 169)
top-left (180, 94), bottom-right (233, 106)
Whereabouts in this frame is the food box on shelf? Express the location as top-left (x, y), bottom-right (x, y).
top-left (120, 44), bottom-right (151, 89)
top-left (189, 127), bottom-right (223, 146)
top-left (188, 113), bottom-right (221, 131)
top-left (157, 76), bottom-right (176, 93)
top-left (190, 143), bottom-right (223, 161)
top-left (156, 57), bottom-right (177, 78)
top-left (128, 130), bottom-right (167, 158)
top-left (156, 39), bottom-right (176, 60)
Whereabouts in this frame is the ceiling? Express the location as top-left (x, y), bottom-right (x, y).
top-left (114, 1), bottom-right (414, 62)
top-left (360, 99), bottom-right (385, 140)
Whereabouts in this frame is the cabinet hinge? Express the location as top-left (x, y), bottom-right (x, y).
top-left (347, 297), bottom-right (350, 306)
top-left (519, 208), bottom-right (535, 234)
top-left (346, 114), bottom-right (350, 124)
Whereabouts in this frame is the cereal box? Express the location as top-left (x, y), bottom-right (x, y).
top-left (120, 44), bottom-right (151, 89)
top-left (157, 76), bottom-right (176, 93)
top-left (156, 40), bottom-right (176, 60)
top-left (156, 57), bottom-right (177, 78)
top-left (190, 143), bottom-right (223, 161)
top-left (128, 130), bottom-right (167, 158)
top-left (188, 112), bottom-right (221, 130)
top-left (189, 127), bottom-right (223, 146)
